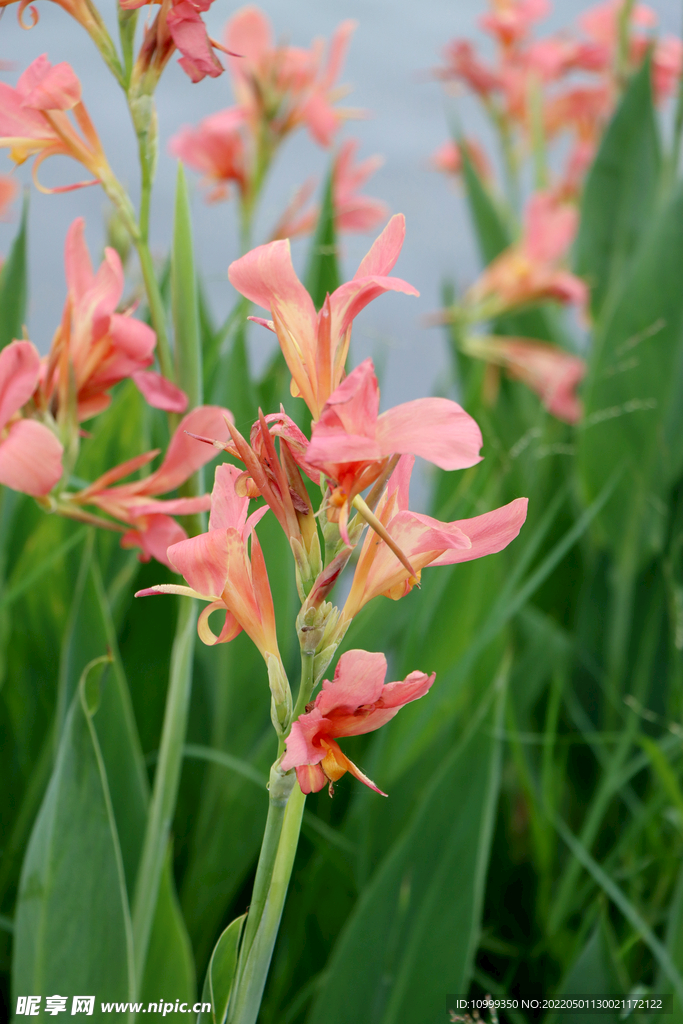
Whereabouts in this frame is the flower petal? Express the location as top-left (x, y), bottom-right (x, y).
top-left (167, 528), bottom-right (229, 598)
top-left (133, 370), bottom-right (188, 413)
top-left (430, 497), bottom-right (529, 566)
top-left (353, 213), bottom-right (407, 279)
top-left (0, 340), bottom-right (41, 429)
top-left (197, 601), bottom-right (242, 645)
top-left (281, 708), bottom-right (328, 770)
top-left (0, 418), bottom-right (63, 495)
top-left (208, 462), bottom-right (249, 532)
top-left (121, 514), bottom-right (186, 568)
top-left (316, 649), bottom-right (387, 716)
top-left (143, 405), bottom-right (234, 496)
top-left (376, 397), bottom-right (483, 470)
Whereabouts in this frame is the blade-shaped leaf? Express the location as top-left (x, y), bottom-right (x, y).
top-left (306, 671), bottom-right (506, 1024)
top-left (198, 915), bottom-right (246, 1024)
top-left (575, 59), bottom-right (660, 320)
top-left (460, 143), bottom-right (510, 265)
top-left (0, 195), bottom-right (28, 350)
top-left (304, 165), bottom-right (340, 311)
top-left (173, 162), bottom-right (202, 411)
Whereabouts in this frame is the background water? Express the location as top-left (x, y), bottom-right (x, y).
top-left (1, 0), bottom-right (680, 412)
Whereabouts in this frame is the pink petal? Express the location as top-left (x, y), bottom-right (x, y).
top-left (64, 217), bottom-right (94, 303)
top-left (208, 462), bottom-right (249, 532)
top-left (380, 669), bottom-right (436, 707)
top-left (197, 601), bottom-right (242, 645)
top-left (301, 91), bottom-right (339, 147)
top-left (167, 528), bottom-right (229, 598)
top-left (143, 405), bottom-right (234, 496)
top-left (20, 58), bottom-right (81, 111)
top-left (330, 273), bottom-right (419, 341)
top-left (109, 315), bottom-right (156, 361)
top-left (167, 2), bottom-right (224, 82)
top-left (316, 649), bottom-right (387, 716)
top-left (0, 341), bottom-right (41, 429)
top-left (0, 418), bottom-right (63, 496)
top-left (122, 514), bottom-right (187, 569)
top-left (281, 708), bottom-right (328, 770)
top-left (321, 19), bottom-right (356, 88)
top-left (133, 370), bottom-right (188, 413)
top-left (376, 397), bottom-right (483, 471)
top-left (295, 763), bottom-right (327, 794)
top-left (430, 497), bottom-right (529, 566)
top-left (224, 5), bottom-right (272, 69)
top-left (129, 495), bottom-right (212, 516)
top-left (354, 214), bottom-right (407, 279)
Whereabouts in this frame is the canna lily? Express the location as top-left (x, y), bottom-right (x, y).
top-left (121, 0), bottom-right (229, 84)
top-left (462, 334), bottom-right (586, 423)
top-left (272, 139), bottom-right (389, 239)
top-left (224, 6), bottom-right (357, 147)
top-left (479, 0), bottom-right (550, 49)
top-left (305, 358), bottom-right (484, 542)
top-left (73, 406), bottom-right (232, 566)
top-left (0, 341), bottom-right (64, 497)
top-left (342, 455), bottom-right (528, 621)
top-left (280, 648), bottom-right (435, 796)
top-left (465, 191), bottom-right (587, 317)
top-left (229, 214), bottom-right (419, 420)
top-left (136, 461), bottom-right (280, 660)
top-left (38, 218), bottom-right (175, 422)
top-left (169, 107), bottom-right (247, 203)
top-left (0, 55), bottom-right (116, 193)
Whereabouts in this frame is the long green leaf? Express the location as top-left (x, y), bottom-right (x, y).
top-left (575, 58), bottom-right (661, 320)
top-left (172, 162), bottom-right (202, 410)
top-left (0, 195), bottom-right (28, 350)
top-left (304, 164), bottom-right (340, 310)
top-left (198, 915), bottom-right (246, 1024)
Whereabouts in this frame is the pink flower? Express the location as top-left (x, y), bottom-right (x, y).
top-left (74, 406), bottom-right (232, 567)
top-left (136, 461), bottom-right (279, 659)
top-left (0, 341), bottom-right (63, 497)
top-left (120, 0), bottom-right (227, 84)
top-left (132, 371), bottom-right (188, 413)
top-left (272, 139), bottom-right (389, 239)
top-left (480, 0), bottom-right (550, 49)
top-left (436, 39), bottom-right (501, 97)
top-left (463, 335), bottom-right (586, 423)
top-left (0, 175), bottom-right (18, 220)
top-left (652, 36), bottom-right (683, 101)
top-left (168, 107), bottom-right (247, 202)
top-left (229, 214), bottom-right (419, 420)
top-left (281, 649), bottom-right (435, 796)
top-left (305, 358), bottom-right (483, 541)
top-left (467, 191), bottom-right (587, 315)
top-left (0, 55), bottom-right (112, 192)
top-left (224, 6), bottom-right (357, 147)
top-left (39, 218), bottom-right (173, 422)
top-left (342, 455), bottom-right (528, 620)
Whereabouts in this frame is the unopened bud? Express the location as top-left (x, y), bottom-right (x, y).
top-left (313, 644), bottom-right (338, 685)
top-left (266, 654), bottom-right (292, 734)
top-left (105, 206), bottom-right (131, 268)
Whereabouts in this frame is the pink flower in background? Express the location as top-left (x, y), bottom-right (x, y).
top-left (75, 406), bottom-right (232, 567)
top-left (464, 335), bottom-right (586, 423)
top-left (38, 218), bottom-right (178, 421)
top-left (137, 462), bottom-right (280, 659)
top-left (120, 0), bottom-right (228, 83)
top-left (437, 39), bottom-right (501, 97)
top-left (281, 648), bottom-right (435, 795)
top-left (431, 139), bottom-right (492, 182)
top-left (467, 191), bottom-right (587, 314)
top-left (651, 36), bottom-right (683, 100)
top-left (306, 358), bottom-right (483, 539)
top-left (132, 371), bottom-right (188, 413)
top-left (342, 455), bottom-right (528, 619)
top-left (272, 139), bottom-right (389, 239)
top-left (0, 55), bottom-right (112, 191)
top-left (0, 342), bottom-right (63, 497)
top-left (480, 0), bottom-right (550, 49)
top-left (0, 176), bottom-right (18, 220)
top-left (229, 214), bottom-right (418, 420)
top-left (169, 107), bottom-right (247, 202)
top-left (224, 6), bottom-right (357, 146)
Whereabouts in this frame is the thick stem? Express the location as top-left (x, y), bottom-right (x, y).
top-left (290, 650), bottom-right (315, 725)
top-left (131, 596), bottom-right (198, 988)
top-left (135, 239), bottom-right (174, 384)
top-left (228, 783), bottom-right (306, 1024)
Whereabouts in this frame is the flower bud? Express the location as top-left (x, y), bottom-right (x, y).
top-left (267, 653), bottom-right (292, 734)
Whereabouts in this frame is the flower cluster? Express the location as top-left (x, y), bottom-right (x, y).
top-left (139, 218), bottom-right (528, 794)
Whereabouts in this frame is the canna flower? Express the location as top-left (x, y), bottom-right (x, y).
top-left (480, 0), bottom-right (550, 49)
top-left (73, 406), bottom-right (233, 567)
top-left (465, 191), bottom-right (587, 316)
top-left (272, 139), bottom-right (389, 239)
top-left (436, 39), bottom-right (501, 97)
top-left (0, 55), bottom-right (116, 194)
top-left (305, 358), bottom-right (484, 541)
top-left (462, 334), bottom-right (586, 423)
top-left (280, 648), bottom-right (435, 796)
top-left (38, 218), bottom-right (174, 422)
top-left (168, 107), bottom-right (247, 202)
top-left (0, 175), bottom-right (19, 220)
top-left (342, 455), bottom-right (528, 621)
top-left (0, 341), bottom-right (64, 497)
top-left (121, 0), bottom-right (228, 84)
top-left (229, 214), bottom-right (419, 420)
top-left (224, 6), bottom-right (357, 147)
top-left (136, 461), bottom-right (280, 660)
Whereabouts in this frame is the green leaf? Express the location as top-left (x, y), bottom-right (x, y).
top-left (173, 162), bottom-right (202, 410)
top-left (140, 854), bottom-right (197, 1019)
top-left (550, 914), bottom-right (624, 1024)
top-left (198, 915), bottom-right (246, 1024)
top-left (460, 143), bottom-right (511, 265)
top-left (304, 165), bottom-right (340, 310)
top-left (306, 671), bottom-right (506, 1024)
top-left (12, 658), bottom-right (135, 1010)
top-left (575, 59), bottom-right (661, 320)
top-left (577, 181), bottom-right (683, 560)
top-left (0, 195), bottom-right (28, 350)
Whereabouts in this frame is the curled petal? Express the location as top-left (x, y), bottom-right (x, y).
top-left (197, 601), bottom-right (242, 645)
top-left (136, 584), bottom-right (210, 599)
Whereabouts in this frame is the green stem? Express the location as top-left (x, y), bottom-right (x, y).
top-left (131, 596), bottom-right (198, 988)
top-left (228, 783), bottom-right (306, 1024)
top-left (291, 651), bottom-right (315, 724)
top-left (135, 239), bottom-right (174, 384)
top-left (616, 0), bottom-right (636, 86)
